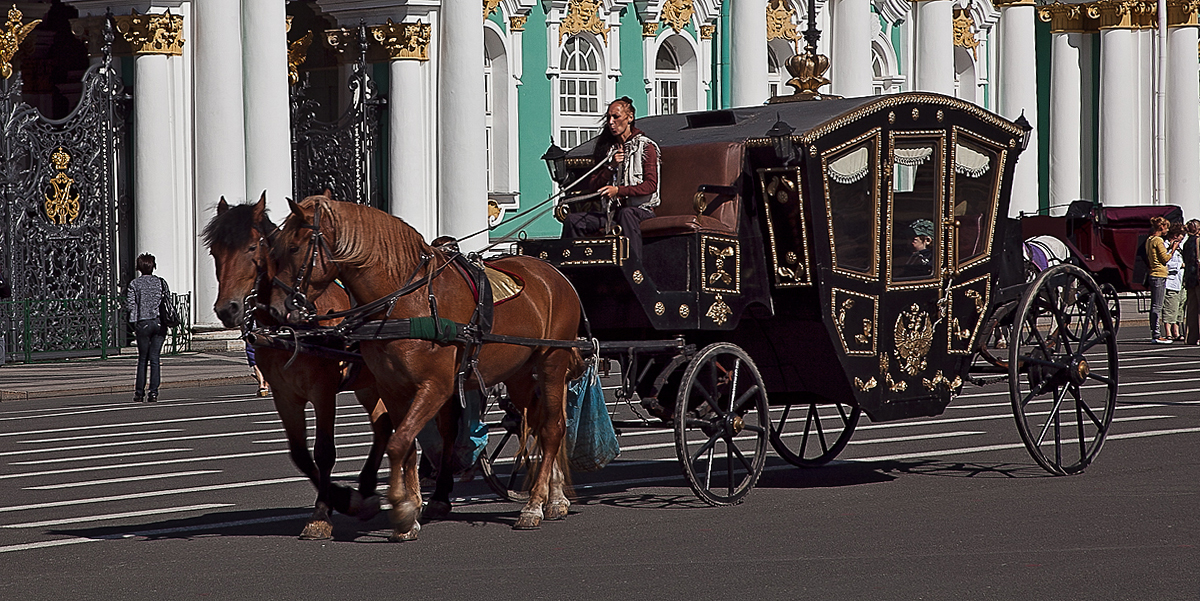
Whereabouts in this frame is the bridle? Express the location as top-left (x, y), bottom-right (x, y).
top-left (273, 203), bottom-right (334, 323)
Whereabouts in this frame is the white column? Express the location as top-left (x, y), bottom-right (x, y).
top-left (1048, 31), bottom-right (1085, 215)
top-left (132, 54), bottom-right (179, 287)
top-left (913, 0), bottom-right (956, 94)
top-left (830, 0), bottom-right (874, 97)
top-left (1167, 24), bottom-right (1200, 217)
top-left (998, 1), bottom-right (1040, 217)
top-left (193, 0), bottom-right (246, 326)
top-left (438, 2), bottom-right (489, 249)
top-left (241, 0), bottom-right (292, 218)
top-left (730, 0), bottom-right (769, 106)
top-left (390, 57), bottom-right (435, 236)
top-left (1099, 27), bottom-right (1139, 206)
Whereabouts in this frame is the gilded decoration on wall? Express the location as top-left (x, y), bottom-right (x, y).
top-left (371, 19), bottom-right (431, 61)
top-left (114, 9), bottom-right (185, 56)
top-left (766, 0), bottom-right (801, 43)
top-left (560, 0), bottom-right (610, 44)
top-left (45, 148), bottom-right (80, 226)
top-left (484, 0), bottom-right (502, 20)
top-left (661, 0), bottom-right (695, 33)
top-left (953, 9), bottom-right (979, 60)
top-left (1, 6), bottom-right (40, 79)
top-left (510, 15), bottom-right (528, 31)
top-left (706, 294), bottom-right (732, 326)
top-left (700, 24), bottom-right (716, 39)
top-left (894, 304), bottom-right (934, 376)
top-left (708, 244), bottom-right (734, 286)
top-left (643, 21), bottom-right (659, 37)
top-left (287, 31), bottom-right (312, 86)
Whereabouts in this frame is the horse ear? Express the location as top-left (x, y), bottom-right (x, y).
top-left (217, 197), bottom-right (229, 216)
top-left (288, 197), bottom-right (304, 219)
top-left (252, 192), bottom-right (267, 221)
top-left (321, 188), bottom-right (332, 200)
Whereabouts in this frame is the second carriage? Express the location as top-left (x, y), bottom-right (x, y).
top-left (498, 91), bottom-right (1119, 505)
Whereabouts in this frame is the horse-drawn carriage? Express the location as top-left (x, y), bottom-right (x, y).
top-left (212, 91), bottom-right (1119, 542)
top-left (512, 92), bottom-right (1118, 503)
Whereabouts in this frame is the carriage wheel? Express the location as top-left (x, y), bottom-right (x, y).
top-left (1008, 264), bottom-right (1118, 476)
top-left (768, 399), bottom-right (861, 467)
top-left (1100, 283), bottom-right (1121, 332)
top-left (977, 300), bottom-right (1017, 369)
top-left (673, 343), bottom-right (769, 506)
top-left (478, 401), bottom-right (532, 503)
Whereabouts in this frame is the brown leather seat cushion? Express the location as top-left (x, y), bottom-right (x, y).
top-left (642, 141), bottom-right (742, 237)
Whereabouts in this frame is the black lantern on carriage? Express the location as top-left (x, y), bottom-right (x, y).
top-left (766, 115), bottom-right (797, 165)
top-left (541, 139), bottom-right (569, 186)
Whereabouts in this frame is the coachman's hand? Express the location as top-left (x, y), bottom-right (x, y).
top-left (599, 185), bottom-right (619, 198)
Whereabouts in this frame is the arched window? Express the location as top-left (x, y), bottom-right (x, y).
top-left (768, 49), bottom-right (782, 99)
top-left (484, 52), bottom-right (495, 191)
top-left (558, 36), bottom-right (603, 149)
top-left (655, 43), bottom-right (681, 115)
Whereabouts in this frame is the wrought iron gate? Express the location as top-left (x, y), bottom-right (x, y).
top-left (290, 24), bottom-right (386, 206)
top-left (0, 18), bottom-right (128, 362)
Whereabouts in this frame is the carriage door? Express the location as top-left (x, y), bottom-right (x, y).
top-left (876, 130), bottom-right (952, 414)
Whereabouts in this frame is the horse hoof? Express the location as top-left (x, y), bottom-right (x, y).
top-left (422, 500), bottom-right (452, 522)
top-left (356, 495), bottom-right (382, 522)
top-left (544, 500), bottom-right (570, 521)
top-left (513, 512), bottom-right (542, 530)
top-left (390, 500), bottom-right (421, 534)
top-left (388, 522), bottom-right (420, 542)
top-left (299, 520), bottom-right (333, 540)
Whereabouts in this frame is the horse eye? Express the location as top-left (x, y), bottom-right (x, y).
top-left (248, 245), bottom-right (257, 252)
top-left (289, 245), bottom-right (300, 254)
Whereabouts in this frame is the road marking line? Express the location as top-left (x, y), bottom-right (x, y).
top-left (0, 513), bottom-right (312, 554)
top-left (23, 470), bottom-right (223, 490)
top-left (17, 429), bottom-right (186, 444)
top-left (0, 397), bottom-right (271, 422)
top-left (0, 452), bottom-right (372, 481)
top-left (1, 503), bottom-right (235, 529)
top-left (0, 430), bottom-right (285, 457)
top-left (0, 411), bottom-right (281, 438)
top-left (0, 476), bottom-right (307, 513)
top-left (9, 448), bottom-right (193, 466)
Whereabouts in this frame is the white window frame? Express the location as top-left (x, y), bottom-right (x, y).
top-left (557, 36), bottom-right (604, 149)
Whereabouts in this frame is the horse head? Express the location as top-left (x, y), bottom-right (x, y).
top-left (202, 191), bottom-right (273, 328)
top-left (269, 192), bottom-right (342, 324)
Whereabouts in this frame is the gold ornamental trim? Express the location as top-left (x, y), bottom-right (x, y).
top-left (642, 21), bottom-right (659, 37)
top-left (560, 0), bottom-right (610, 44)
top-left (1038, 3), bottom-right (1096, 34)
top-left (114, 10), bottom-right (184, 56)
top-left (706, 294), bottom-right (732, 326)
top-left (287, 31), bottom-right (312, 86)
top-left (484, 0), bottom-right (502, 20)
top-left (510, 15), bottom-right (528, 31)
top-left (1, 5), bottom-right (40, 79)
top-left (371, 20), bottom-right (431, 61)
top-left (661, 0), bottom-right (696, 34)
top-left (894, 304), bottom-right (934, 377)
top-left (700, 24), bottom-right (716, 39)
top-left (45, 148), bottom-right (80, 225)
top-left (766, 0), bottom-right (801, 43)
top-left (1091, 0), bottom-right (1156, 30)
top-left (1167, 0), bottom-right (1200, 26)
top-left (953, 10), bottom-right (980, 60)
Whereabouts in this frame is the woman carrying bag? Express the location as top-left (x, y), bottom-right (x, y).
top-left (126, 253), bottom-right (170, 402)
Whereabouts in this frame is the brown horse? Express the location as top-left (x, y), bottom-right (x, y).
top-left (204, 193), bottom-right (395, 540)
top-left (269, 195), bottom-right (583, 540)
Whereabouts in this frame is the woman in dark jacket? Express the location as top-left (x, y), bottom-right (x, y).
top-left (1184, 220), bottom-right (1200, 344)
top-left (126, 253), bottom-right (170, 402)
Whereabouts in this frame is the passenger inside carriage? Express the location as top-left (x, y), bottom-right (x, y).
top-left (899, 219), bottom-right (936, 278)
top-left (561, 97), bottom-right (661, 259)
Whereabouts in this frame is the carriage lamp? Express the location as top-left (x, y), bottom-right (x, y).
top-left (541, 139), bottom-right (569, 186)
top-left (766, 116), bottom-right (797, 165)
top-left (1014, 113), bottom-right (1033, 152)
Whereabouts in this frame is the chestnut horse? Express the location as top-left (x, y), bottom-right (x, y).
top-left (205, 194), bottom-right (398, 539)
top-left (269, 195), bottom-right (583, 540)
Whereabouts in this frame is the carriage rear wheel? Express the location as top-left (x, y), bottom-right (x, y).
top-left (768, 399), bottom-right (861, 467)
top-left (1100, 282), bottom-right (1120, 332)
top-left (673, 343), bottom-right (769, 506)
top-left (1009, 264), bottom-right (1118, 475)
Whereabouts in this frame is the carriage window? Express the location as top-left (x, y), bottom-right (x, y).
top-left (825, 142), bottom-right (877, 275)
top-left (890, 138), bottom-right (943, 283)
top-left (953, 139), bottom-right (1001, 266)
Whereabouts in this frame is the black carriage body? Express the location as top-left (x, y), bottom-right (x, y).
top-left (519, 93), bottom-right (1028, 423)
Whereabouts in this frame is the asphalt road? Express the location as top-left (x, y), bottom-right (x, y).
top-left (0, 338), bottom-right (1197, 600)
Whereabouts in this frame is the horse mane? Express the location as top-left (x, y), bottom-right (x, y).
top-left (202, 202), bottom-right (277, 250)
top-left (301, 196), bottom-right (430, 277)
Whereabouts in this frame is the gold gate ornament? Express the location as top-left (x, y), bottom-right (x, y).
top-left (1, 5), bottom-right (41, 79)
top-left (45, 147), bottom-right (80, 225)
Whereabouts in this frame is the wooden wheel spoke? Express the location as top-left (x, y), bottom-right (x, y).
top-left (1085, 372), bottom-right (1114, 386)
top-left (732, 385), bottom-right (761, 414)
top-left (1075, 390), bottom-right (1107, 430)
top-left (1035, 386), bottom-right (1069, 447)
top-left (688, 430), bottom-right (722, 465)
top-left (1077, 332), bottom-right (1112, 355)
top-left (725, 438), bottom-right (755, 473)
top-left (741, 423), bottom-right (766, 434)
top-left (808, 404), bottom-right (830, 453)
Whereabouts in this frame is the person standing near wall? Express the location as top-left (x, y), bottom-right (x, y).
top-left (1185, 220), bottom-right (1200, 344)
top-left (126, 253), bottom-right (169, 402)
top-left (1163, 224), bottom-right (1187, 341)
top-left (1146, 216), bottom-right (1178, 344)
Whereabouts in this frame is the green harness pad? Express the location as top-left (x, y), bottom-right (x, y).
top-left (408, 316), bottom-right (461, 344)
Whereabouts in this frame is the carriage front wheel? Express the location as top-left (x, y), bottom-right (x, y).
top-left (768, 399), bottom-right (861, 467)
top-left (673, 343), bottom-right (769, 506)
top-left (1009, 264), bottom-right (1118, 475)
